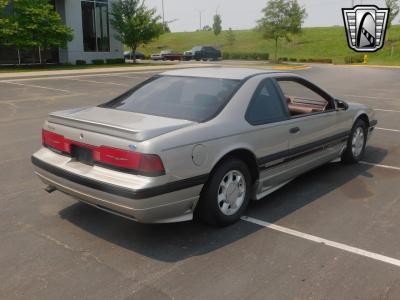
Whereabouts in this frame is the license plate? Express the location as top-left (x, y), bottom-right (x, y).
top-left (71, 145), bottom-right (94, 165)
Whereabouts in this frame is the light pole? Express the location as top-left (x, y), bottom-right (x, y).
top-left (162, 0), bottom-right (166, 31)
top-left (197, 10), bottom-right (204, 31)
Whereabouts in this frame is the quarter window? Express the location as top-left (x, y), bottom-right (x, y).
top-left (81, 0), bottom-right (110, 52)
top-left (246, 79), bottom-right (288, 125)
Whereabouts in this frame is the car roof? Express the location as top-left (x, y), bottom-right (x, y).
top-left (161, 67), bottom-right (286, 80)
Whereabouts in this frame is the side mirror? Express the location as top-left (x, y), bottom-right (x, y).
top-left (336, 99), bottom-right (349, 111)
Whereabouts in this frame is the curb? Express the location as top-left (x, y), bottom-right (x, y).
top-left (334, 64), bottom-right (400, 69)
top-left (272, 65), bottom-right (310, 70)
top-left (220, 63), bottom-right (310, 71)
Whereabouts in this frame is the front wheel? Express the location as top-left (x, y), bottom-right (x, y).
top-left (342, 119), bottom-right (368, 164)
top-left (196, 159), bottom-right (252, 226)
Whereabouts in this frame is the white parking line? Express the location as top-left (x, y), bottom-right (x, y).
top-left (241, 216), bottom-right (400, 268)
top-left (1, 81), bottom-right (70, 93)
top-left (376, 127), bottom-right (400, 133)
top-left (360, 161), bottom-right (400, 171)
top-left (375, 108), bottom-right (400, 113)
top-left (66, 78), bottom-right (129, 87)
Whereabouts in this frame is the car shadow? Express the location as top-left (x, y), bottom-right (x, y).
top-left (59, 145), bottom-right (387, 262)
top-left (247, 145), bottom-right (388, 223)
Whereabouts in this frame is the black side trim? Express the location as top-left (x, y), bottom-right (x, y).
top-left (370, 120), bottom-right (378, 128)
top-left (32, 156), bottom-right (208, 200)
top-left (257, 131), bottom-right (350, 170)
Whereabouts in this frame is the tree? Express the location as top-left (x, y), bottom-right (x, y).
top-left (111, 0), bottom-right (163, 63)
top-left (257, 0), bottom-right (307, 62)
top-left (213, 13), bottom-right (222, 45)
top-left (225, 27), bottom-right (236, 47)
top-left (0, 0), bottom-right (15, 46)
top-left (385, 0), bottom-right (400, 29)
top-left (7, 0), bottom-right (73, 64)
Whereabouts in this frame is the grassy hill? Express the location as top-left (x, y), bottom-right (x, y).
top-left (138, 25), bottom-right (400, 65)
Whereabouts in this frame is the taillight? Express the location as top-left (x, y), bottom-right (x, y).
top-left (42, 129), bottom-right (165, 176)
top-left (94, 146), bottom-right (165, 176)
top-left (42, 129), bottom-right (70, 154)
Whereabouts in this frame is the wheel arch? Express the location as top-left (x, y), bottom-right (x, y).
top-left (353, 112), bottom-right (370, 128)
top-left (208, 148), bottom-right (259, 184)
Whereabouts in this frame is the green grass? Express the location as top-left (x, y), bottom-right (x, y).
top-left (0, 63), bottom-right (161, 73)
top-left (139, 25), bottom-right (400, 65)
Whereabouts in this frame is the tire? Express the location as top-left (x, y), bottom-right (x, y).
top-left (342, 119), bottom-right (368, 164)
top-left (196, 158), bottom-right (252, 227)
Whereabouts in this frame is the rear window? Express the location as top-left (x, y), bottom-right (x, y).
top-left (101, 76), bottom-right (241, 122)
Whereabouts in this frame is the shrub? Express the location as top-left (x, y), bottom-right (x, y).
top-left (75, 60), bottom-right (86, 65)
top-left (222, 52), bottom-right (230, 59)
top-left (106, 58), bottom-right (125, 64)
top-left (289, 58), bottom-right (297, 62)
top-left (279, 57), bottom-right (288, 62)
top-left (249, 53), bottom-right (261, 60)
top-left (307, 58), bottom-right (333, 64)
top-left (344, 54), bottom-right (364, 64)
top-left (259, 53), bottom-right (269, 60)
top-left (231, 52), bottom-right (242, 60)
top-left (222, 52), bottom-right (269, 61)
top-left (92, 59), bottom-right (105, 65)
top-left (298, 58), bottom-right (307, 62)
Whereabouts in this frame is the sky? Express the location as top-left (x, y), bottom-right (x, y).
top-left (145, 0), bottom-right (400, 32)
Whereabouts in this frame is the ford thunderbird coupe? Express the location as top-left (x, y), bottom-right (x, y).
top-left (32, 68), bottom-right (377, 226)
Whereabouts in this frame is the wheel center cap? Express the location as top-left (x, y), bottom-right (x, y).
top-left (226, 183), bottom-right (239, 204)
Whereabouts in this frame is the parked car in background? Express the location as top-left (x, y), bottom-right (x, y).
top-left (183, 46), bottom-right (222, 61)
top-left (163, 51), bottom-right (183, 61)
top-left (151, 50), bottom-right (183, 61)
top-left (124, 51), bottom-right (145, 60)
top-left (32, 68), bottom-right (376, 226)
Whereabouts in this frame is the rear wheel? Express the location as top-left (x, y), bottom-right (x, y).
top-left (342, 119), bottom-right (368, 164)
top-left (197, 159), bottom-right (252, 226)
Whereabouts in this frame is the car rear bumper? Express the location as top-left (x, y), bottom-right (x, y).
top-left (32, 154), bottom-right (206, 224)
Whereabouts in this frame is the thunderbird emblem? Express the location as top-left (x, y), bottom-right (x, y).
top-left (342, 5), bottom-right (389, 52)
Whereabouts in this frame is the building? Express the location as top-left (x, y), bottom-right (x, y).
top-left (0, 0), bottom-right (123, 65)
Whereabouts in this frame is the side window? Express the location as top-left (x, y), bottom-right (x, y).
top-left (276, 79), bottom-right (332, 117)
top-left (246, 79), bottom-right (288, 125)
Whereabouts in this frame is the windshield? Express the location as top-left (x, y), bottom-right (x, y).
top-left (101, 76), bottom-right (241, 122)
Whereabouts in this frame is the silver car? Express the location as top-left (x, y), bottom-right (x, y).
top-left (32, 68), bottom-right (377, 226)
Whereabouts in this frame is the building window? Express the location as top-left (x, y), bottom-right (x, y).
top-left (81, 0), bottom-right (110, 52)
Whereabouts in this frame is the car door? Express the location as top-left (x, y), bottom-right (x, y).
top-left (244, 78), bottom-right (294, 198)
top-left (273, 76), bottom-right (350, 179)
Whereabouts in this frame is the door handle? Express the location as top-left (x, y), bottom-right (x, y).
top-left (290, 127), bottom-right (300, 134)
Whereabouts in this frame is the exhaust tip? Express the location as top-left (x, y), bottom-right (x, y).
top-left (45, 186), bottom-right (57, 194)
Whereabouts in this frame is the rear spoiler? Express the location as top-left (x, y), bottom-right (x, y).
top-left (48, 114), bottom-right (141, 141)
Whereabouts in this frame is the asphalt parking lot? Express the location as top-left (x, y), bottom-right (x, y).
top-left (1, 64), bottom-right (400, 299)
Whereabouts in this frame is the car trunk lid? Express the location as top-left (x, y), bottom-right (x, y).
top-left (48, 107), bottom-right (195, 142)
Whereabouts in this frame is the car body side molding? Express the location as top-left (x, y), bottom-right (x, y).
top-left (257, 131), bottom-right (350, 170)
